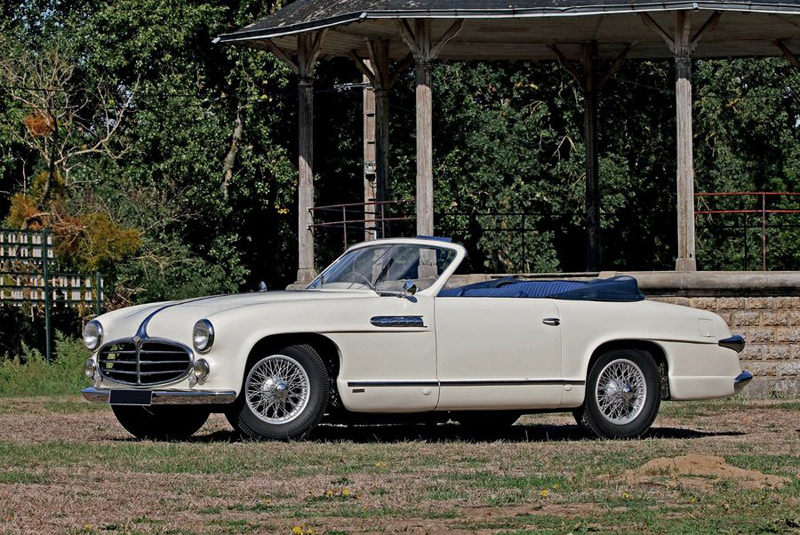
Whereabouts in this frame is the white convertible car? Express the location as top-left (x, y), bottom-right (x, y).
top-left (82, 237), bottom-right (751, 440)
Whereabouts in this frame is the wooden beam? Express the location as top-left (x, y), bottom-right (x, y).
top-left (363, 61), bottom-right (377, 241)
top-left (264, 40), bottom-right (298, 75)
top-left (598, 43), bottom-right (634, 90)
top-left (583, 41), bottom-right (600, 271)
top-left (413, 19), bottom-right (434, 237)
top-left (691, 11), bottom-right (722, 52)
top-left (640, 13), bottom-right (675, 53)
top-left (364, 39), bottom-right (383, 87)
top-left (347, 50), bottom-right (376, 86)
top-left (397, 19), bottom-right (420, 58)
top-left (548, 44), bottom-right (583, 87)
top-left (309, 28), bottom-right (328, 66)
top-left (674, 11), bottom-right (696, 271)
top-left (388, 53), bottom-right (414, 88)
top-left (430, 19), bottom-right (464, 59)
top-left (773, 39), bottom-right (800, 70)
top-left (296, 31), bottom-right (326, 281)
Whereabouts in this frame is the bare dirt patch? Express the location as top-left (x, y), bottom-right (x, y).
top-left (625, 454), bottom-right (792, 490)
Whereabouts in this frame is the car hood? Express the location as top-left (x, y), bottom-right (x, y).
top-left (98, 289), bottom-right (373, 341)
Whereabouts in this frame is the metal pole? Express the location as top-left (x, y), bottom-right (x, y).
top-left (762, 193), bottom-right (767, 271)
top-left (381, 203), bottom-right (386, 238)
top-left (744, 213), bottom-right (749, 271)
top-left (42, 229), bottom-right (51, 364)
top-left (342, 206), bottom-right (348, 250)
top-left (95, 271), bottom-right (101, 316)
top-left (522, 214), bottom-right (527, 273)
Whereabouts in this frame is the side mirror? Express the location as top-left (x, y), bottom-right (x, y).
top-left (402, 281), bottom-right (417, 296)
top-left (258, 281), bottom-right (267, 292)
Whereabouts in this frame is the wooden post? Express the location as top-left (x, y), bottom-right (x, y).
top-left (351, 40), bottom-right (411, 238)
top-left (398, 19), bottom-right (464, 238)
top-left (640, 11), bottom-right (720, 270)
top-left (550, 41), bottom-right (631, 272)
top-left (582, 41), bottom-right (600, 272)
top-left (362, 62), bottom-right (377, 241)
top-left (674, 12), bottom-right (697, 271)
top-left (295, 31), bottom-right (326, 281)
top-left (414, 20), bottom-right (434, 237)
top-left (372, 40), bottom-right (392, 227)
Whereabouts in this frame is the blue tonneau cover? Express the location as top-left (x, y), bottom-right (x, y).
top-left (438, 276), bottom-right (644, 302)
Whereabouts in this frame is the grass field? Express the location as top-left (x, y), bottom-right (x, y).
top-left (0, 397), bottom-right (797, 535)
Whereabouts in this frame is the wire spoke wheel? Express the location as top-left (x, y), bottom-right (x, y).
top-left (594, 358), bottom-right (647, 426)
top-left (245, 354), bottom-right (311, 425)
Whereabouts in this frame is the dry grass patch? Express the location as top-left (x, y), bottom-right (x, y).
top-left (0, 396), bottom-right (797, 534)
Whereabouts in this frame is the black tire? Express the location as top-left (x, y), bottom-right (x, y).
top-left (455, 411), bottom-right (520, 432)
top-left (574, 349), bottom-right (661, 439)
top-left (112, 405), bottom-right (210, 440)
top-left (227, 344), bottom-right (329, 441)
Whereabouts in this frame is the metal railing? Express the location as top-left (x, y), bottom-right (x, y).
top-left (308, 201), bottom-right (550, 273)
top-left (0, 228), bottom-right (103, 362)
top-left (695, 192), bottom-right (800, 271)
top-left (308, 199), bottom-right (415, 248)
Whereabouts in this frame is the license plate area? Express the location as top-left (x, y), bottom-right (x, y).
top-left (109, 390), bottom-right (153, 406)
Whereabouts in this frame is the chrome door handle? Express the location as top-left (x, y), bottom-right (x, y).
top-left (542, 318), bottom-right (560, 326)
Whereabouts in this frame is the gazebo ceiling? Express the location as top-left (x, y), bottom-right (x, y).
top-left (215, 0), bottom-right (800, 60)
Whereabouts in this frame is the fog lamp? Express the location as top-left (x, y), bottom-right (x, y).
top-left (84, 358), bottom-right (97, 379)
top-left (193, 358), bottom-right (210, 383)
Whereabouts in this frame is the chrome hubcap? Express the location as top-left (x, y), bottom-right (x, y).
top-left (246, 355), bottom-right (310, 424)
top-left (595, 358), bottom-right (647, 425)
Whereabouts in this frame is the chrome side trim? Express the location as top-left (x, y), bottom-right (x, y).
top-left (370, 315), bottom-right (425, 328)
top-left (719, 335), bottom-right (746, 353)
top-left (82, 387), bottom-right (237, 405)
top-left (734, 371), bottom-right (754, 393)
top-left (346, 379), bottom-right (585, 387)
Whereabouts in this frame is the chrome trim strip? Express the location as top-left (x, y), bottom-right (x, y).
top-left (346, 379), bottom-right (585, 387)
top-left (442, 379), bottom-right (585, 387)
top-left (370, 315), bottom-right (426, 328)
top-left (719, 335), bottom-right (746, 353)
top-left (82, 387), bottom-right (237, 405)
top-left (347, 381), bottom-right (439, 387)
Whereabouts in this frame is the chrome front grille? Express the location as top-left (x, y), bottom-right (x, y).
top-left (98, 339), bottom-right (193, 386)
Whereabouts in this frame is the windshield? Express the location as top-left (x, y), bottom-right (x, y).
top-left (307, 244), bottom-right (458, 292)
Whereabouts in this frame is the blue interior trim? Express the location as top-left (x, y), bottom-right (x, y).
top-left (438, 276), bottom-right (644, 302)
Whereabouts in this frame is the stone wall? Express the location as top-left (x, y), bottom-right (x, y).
top-left (650, 295), bottom-right (800, 397)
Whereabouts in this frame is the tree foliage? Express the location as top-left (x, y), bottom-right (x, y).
top-left (1, 0), bottom-right (800, 327)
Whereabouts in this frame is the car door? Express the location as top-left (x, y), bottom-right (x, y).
top-left (330, 290), bottom-right (438, 414)
top-left (434, 296), bottom-right (564, 410)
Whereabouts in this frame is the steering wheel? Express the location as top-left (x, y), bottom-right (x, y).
top-left (342, 271), bottom-right (373, 288)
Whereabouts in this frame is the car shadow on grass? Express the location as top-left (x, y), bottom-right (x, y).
top-left (182, 423), bottom-right (743, 444)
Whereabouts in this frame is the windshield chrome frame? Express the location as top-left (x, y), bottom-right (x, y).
top-left (306, 238), bottom-right (466, 296)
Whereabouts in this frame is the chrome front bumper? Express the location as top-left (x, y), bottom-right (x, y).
top-left (82, 387), bottom-right (237, 405)
top-left (734, 371), bottom-right (754, 394)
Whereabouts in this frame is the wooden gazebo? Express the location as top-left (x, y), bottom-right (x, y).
top-left (215, 0), bottom-right (800, 281)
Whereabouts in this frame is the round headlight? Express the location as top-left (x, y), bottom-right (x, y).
top-left (193, 319), bottom-right (214, 353)
top-left (83, 321), bottom-right (103, 351)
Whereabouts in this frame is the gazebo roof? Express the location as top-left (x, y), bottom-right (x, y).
top-left (215, 0), bottom-right (800, 60)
